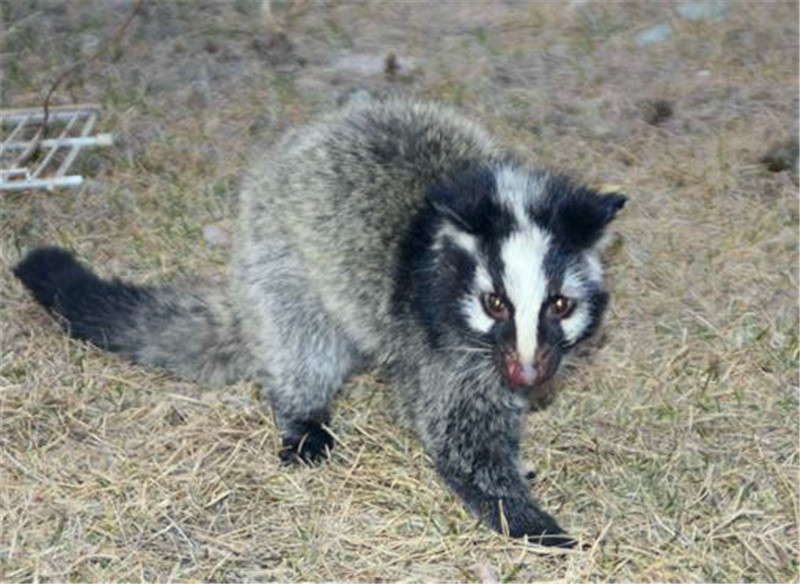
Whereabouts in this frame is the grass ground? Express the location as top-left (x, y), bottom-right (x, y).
top-left (1, 1), bottom-right (798, 581)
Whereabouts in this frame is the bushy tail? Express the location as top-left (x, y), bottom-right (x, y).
top-left (13, 247), bottom-right (253, 385)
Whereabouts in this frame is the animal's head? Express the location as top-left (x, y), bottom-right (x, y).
top-left (420, 165), bottom-right (625, 392)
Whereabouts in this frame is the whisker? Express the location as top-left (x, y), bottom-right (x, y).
top-left (444, 347), bottom-right (493, 354)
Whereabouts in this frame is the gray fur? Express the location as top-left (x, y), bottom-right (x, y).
top-left (126, 284), bottom-right (254, 385)
top-left (15, 99), bottom-right (625, 547)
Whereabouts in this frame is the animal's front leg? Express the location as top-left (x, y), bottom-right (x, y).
top-left (418, 378), bottom-right (575, 548)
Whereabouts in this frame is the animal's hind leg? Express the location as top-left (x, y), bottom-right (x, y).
top-left (270, 318), bottom-right (361, 463)
top-left (247, 287), bottom-right (362, 464)
top-left (235, 232), bottom-right (363, 463)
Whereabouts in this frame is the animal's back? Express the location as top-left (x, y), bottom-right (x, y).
top-left (237, 100), bottom-right (501, 351)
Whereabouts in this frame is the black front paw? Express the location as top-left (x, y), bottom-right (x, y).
top-left (489, 498), bottom-right (576, 548)
top-left (279, 419), bottom-right (334, 464)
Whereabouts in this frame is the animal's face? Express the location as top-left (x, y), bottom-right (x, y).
top-left (426, 166), bottom-right (625, 391)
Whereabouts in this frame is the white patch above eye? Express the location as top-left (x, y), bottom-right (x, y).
top-left (561, 269), bottom-right (584, 298)
top-left (494, 166), bottom-right (548, 228)
top-left (500, 227), bottom-right (551, 363)
top-left (462, 262), bottom-right (494, 333)
top-left (461, 259), bottom-right (494, 333)
top-left (562, 253), bottom-right (604, 298)
top-left (474, 262), bottom-right (493, 291)
top-left (559, 257), bottom-right (603, 344)
top-left (583, 251), bottom-right (604, 284)
top-left (434, 223), bottom-right (478, 255)
top-left (561, 302), bottom-right (591, 344)
top-left (462, 296), bottom-right (493, 333)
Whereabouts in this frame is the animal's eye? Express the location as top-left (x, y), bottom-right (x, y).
top-left (482, 292), bottom-right (510, 320)
top-left (551, 295), bottom-right (575, 319)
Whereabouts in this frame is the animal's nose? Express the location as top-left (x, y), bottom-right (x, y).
top-left (506, 356), bottom-right (539, 387)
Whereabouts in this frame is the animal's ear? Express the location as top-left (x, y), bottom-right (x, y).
top-left (588, 191), bottom-right (627, 226)
top-left (549, 188), bottom-right (626, 249)
top-left (426, 165), bottom-right (497, 233)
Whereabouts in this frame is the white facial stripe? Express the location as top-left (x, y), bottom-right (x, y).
top-left (494, 167), bottom-right (547, 228)
top-left (500, 227), bottom-right (551, 363)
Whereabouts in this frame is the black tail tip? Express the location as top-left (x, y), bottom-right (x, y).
top-left (13, 246), bottom-right (84, 310)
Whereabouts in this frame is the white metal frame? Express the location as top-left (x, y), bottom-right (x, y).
top-left (0, 105), bottom-right (113, 192)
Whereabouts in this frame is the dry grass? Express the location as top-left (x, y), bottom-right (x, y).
top-left (1, 1), bottom-right (798, 581)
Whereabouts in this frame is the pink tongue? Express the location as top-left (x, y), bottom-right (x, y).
top-left (508, 360), bottom-right (538, 387)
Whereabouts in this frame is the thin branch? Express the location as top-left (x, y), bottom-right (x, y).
top-left (15, 0), bottom-right (146, 167)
